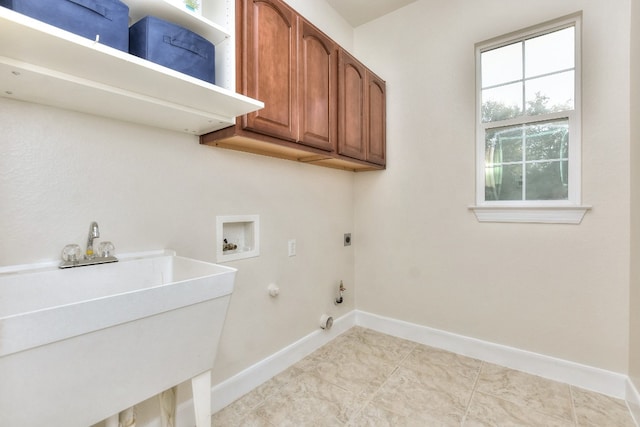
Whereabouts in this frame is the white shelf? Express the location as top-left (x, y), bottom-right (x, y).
top-left (0, 6), bottom-right (263, 135)
top-left (129, 0), bottom-right (230, 45)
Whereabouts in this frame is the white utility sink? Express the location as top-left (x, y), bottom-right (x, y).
top-left (0, 250), bottom-right (236, 427)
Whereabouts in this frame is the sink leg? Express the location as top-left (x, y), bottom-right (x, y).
top-left (191, 370), bottom-right (211, 427)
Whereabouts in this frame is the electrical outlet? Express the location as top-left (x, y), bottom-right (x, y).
top-left (344, 233), bottom-right (352, 246)
top-left (288, 239), bottom-right (296, 256)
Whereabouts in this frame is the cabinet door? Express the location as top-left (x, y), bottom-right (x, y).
top-left (298, 19), bottom-right (337, 152)
top-left (338, 49), bottom-right (367, 160)
top-left (242, 0), bottom-right (298, 141)
top-left (366, 72), bottom-right (386, 165)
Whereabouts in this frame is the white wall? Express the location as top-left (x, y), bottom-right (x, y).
top-left (630, 0), bottom-right (640, 408)
top-left (353, 0), bottom-right (632, 373)
top-left (284, 0), bottom-right (353, 51)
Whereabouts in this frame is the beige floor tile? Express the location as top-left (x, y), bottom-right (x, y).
top-left (212, 328), bottom-right (636, 427)
top-left (211, 410), bottom-right (276, 427)
top-left (464, 390), bottom-right (575, 426)
top-left (211, 402), bottom-right (245, 426)
top-left (344, 327), bottom-right (417, 362)
top-left (308, 327), bottom-right (416, 366)
top-left (401, 344), bottom-right (482, 387)
top-left (298, 343), bottom-right (397, 399)
top-left (348, 402), bottom-right (442, 427)
top-left (372, 366), bottom-right (470, 424)
top-left (475, 363), bottom-right (574, 422)
top-left (224, 366), bottom-right (306, 415)
top-left (571, 386), bottom-right (636, 427)
top-left (253, 371), bottom-right (363, 425)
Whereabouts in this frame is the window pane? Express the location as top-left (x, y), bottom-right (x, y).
top-left (485, 119), bottom-right (569, 201)
top-left (485, 163), bottom-right (523, 201)
top-left (482, 42), bottom-right (522, 87)
top-left (525, 120), bottom-right (569, 161)
top-left (482, 82), bottom-right (523, 122)
top-left (486, 126), bottom-right (522, 163)
top-left (525, 27), bottom-right (574, 78)
top-left (526, 161), bottom-right (569, 200)
top-left (525, 71), bottom-right (574, 114)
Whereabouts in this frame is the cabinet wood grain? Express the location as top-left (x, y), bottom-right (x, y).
top-left (298, 18), bottom-right (337, 152)
top-left (242, 0), bottom-right (298, 141)
top-left (200, 0), bottom-right (386, 171)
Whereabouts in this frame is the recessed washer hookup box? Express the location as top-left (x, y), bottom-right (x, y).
top-left (0, 0), bottom-right (130, 51)
top-left (129, 16), bottom-right (215, 84)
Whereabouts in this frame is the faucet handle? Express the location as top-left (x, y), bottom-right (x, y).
top-left (61, 244), bottom-right (82, 263)
top-left (98, 241), bottom-right (115, 258)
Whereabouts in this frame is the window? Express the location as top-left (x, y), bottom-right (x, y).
top-left (472, 14), bottom-right (589, 223)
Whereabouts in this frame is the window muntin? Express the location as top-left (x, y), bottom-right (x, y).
top-left (481, 26), bottom-right (575, 124)
top-left (476, 17), bottom-right (580, 209)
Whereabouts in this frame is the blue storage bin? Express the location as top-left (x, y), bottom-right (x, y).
top-left (0, 0), bottom-right (129, 52)
top-left (129, 16), bottom-right (215, 84)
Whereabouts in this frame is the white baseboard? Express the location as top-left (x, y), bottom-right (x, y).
top-left (355, 310), bottom-right (628, 399)
top-left (187, 309), bottom-right (633, 425)
top-left (209, 310), bottom-right (357, 413)
top-left (627, 377), bottom-right (640, 426)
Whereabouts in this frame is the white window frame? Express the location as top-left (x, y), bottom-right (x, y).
top-left (470, 13), bottom-right (590, 224)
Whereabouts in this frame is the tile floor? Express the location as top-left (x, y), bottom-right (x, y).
top-left (212, 327), bottom-right (637, 426)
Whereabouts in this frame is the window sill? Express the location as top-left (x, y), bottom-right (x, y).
top-left (469, 205), bottom-right (591, 224)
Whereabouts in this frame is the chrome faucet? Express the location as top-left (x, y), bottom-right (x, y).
top-left (86, 221), bottom-right (100, 259)
top-left (59, 221), bottom-right (118, 269)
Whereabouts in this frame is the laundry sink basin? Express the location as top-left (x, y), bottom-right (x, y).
top-left (0, 250), bottom-right (236, 427)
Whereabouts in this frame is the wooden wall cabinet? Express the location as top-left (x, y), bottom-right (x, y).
top-left (338, 49), bottom-right (386, 166)
top-left (241, 0), bottom-right (298, 141)
top-left (298, 18), bottom-right (338, 152)
top-left (200, 0), bottom-right (386, 171)
top-left (367, 72), bottom-right (387, 166)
